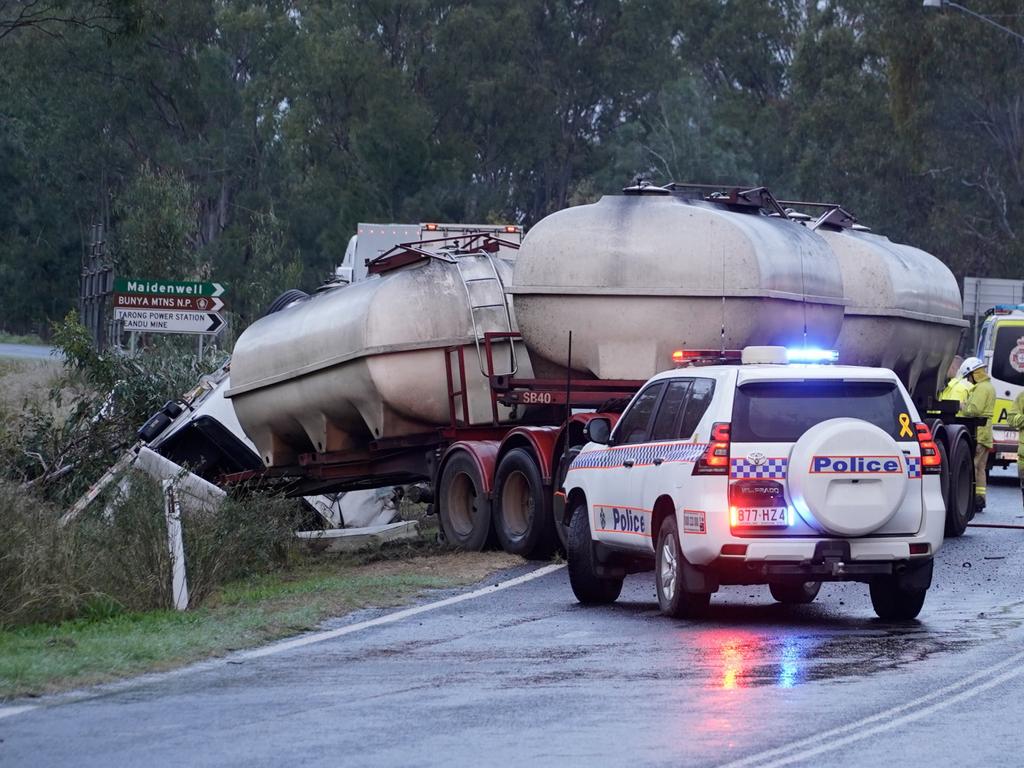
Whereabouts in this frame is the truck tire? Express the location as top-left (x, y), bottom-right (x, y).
top-left (655, 516), bottom-right (711, 619)
top-left (944, 429), bottom-right (973, 537)
top-left (769, 581), bottom-right (821, 605)
top-left (438, 453), bottom-right (491, 551)
top-left (553, 445), bottom-right (582, 552)
top-left (493, 448), bottom-right (556, 559)
top-left (263, 289), bottom-right (309, 316)
top-left (567, 501), bottom-right (622, 605)
top-left (869, 579), bottom-right (927, 621)
top-left (936, 439), bottom-right (951, 512)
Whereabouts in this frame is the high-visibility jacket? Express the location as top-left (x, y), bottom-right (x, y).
top-left (962, 371), bottom-right (996, 448)
top-left (938, 376), bottom-right (974, 406)
top-left (1005, 391), bottom-right (1024, 454)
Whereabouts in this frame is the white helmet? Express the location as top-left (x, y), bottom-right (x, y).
top-left (959, 357), bottom-right (985, 377)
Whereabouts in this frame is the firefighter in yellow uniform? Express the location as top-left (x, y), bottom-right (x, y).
top-left (938, 356), bottom-right (974, 406)
top-left (960, 357), bottom-right (995, 510)
top-left (1006, 390), bottom-right (1024, 506)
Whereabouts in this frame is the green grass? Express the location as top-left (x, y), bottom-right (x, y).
top-left (0, 551), bottom-right (517, 699)
top-left (0, 331), bottom-right (46, 346)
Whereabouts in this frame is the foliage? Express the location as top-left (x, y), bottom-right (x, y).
top-left (2, 1), bottom-right (1024, 336)
top-left (0, 475), bottom-right (305, 629)
top-left (113, 164), bottom-right (198, 279)
top-left (0, 311), bottom-right (222, 502)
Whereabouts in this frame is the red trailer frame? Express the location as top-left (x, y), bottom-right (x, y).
top-left (222, 330), bottom-right (642, 557)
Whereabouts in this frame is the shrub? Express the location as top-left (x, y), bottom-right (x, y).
top-left (0, 476), bottom-right (305, 629)
top-left (0, 311), bottom-right (223, 504)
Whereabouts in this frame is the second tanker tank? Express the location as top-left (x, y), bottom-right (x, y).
top-left (508, 191), bottom-right (847, 380)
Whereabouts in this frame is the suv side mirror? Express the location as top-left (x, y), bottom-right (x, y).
top-left (584, 417), bottom-right (611, 445)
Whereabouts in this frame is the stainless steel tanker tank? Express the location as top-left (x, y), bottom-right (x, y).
top-left (227, 251), bottom-right (531, 467)
top-left (508, 194), bottom-right (847, 380)
top-left (820, 227), bottom-right (968, 397)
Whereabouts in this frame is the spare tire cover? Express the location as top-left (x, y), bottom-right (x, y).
top-left (787, 418), bottom-right (908, 536)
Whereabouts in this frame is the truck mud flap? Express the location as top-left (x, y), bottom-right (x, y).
top-left (893, 557), bottom-right (934, 592)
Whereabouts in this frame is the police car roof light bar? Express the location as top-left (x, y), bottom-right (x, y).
top-left (986, 304), bottom-right (1024, 316)
top-left (785, 347), bottom-right (838, 364)
top-left (672, 349), bottom-right (742, 367)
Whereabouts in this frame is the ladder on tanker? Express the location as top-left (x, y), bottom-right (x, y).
top-left (454, 250), bottom-right (519, 377)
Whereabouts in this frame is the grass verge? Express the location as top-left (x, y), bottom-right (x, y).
top-left (0, 331), bottom-right (46, 346)
top-left (0, 545), bottom-right (522, 699)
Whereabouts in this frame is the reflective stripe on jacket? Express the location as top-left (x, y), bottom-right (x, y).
top-left (962, 371), bottom-right (996, 447)
top-left (1006, 391), bottom-right (1024, 452)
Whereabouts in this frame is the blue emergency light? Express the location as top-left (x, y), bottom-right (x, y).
top-left (785, 347), bottom-right (838, 364)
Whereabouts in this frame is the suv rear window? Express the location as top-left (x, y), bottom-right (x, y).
top-left (731, 380), bottom-right (908, 442)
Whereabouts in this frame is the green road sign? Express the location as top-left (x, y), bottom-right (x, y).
top-left (115, 278), bottom-right (225, 298)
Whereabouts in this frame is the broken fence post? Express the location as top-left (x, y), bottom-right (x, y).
top-left (163, 479), bottom-right (190, 611)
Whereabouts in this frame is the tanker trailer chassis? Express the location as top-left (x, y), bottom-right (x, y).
top-left (222, 332), bottom-right (642, 559)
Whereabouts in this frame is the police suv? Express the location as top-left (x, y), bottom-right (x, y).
top-left (562, 346), bottom-right (945, 621)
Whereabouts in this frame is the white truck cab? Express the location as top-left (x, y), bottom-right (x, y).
top-left (563, 346), bottom-right (945, 621)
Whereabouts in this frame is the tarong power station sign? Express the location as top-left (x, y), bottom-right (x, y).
top-left (114, 278), bottom-right (226, 335)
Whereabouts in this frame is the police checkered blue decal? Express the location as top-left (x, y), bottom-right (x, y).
top-left (906, 457), bottom-right (922, 479)
top-left (570, 442), bottom-right (708, 470)
top-left (730, 457), bottom-right (788, 479)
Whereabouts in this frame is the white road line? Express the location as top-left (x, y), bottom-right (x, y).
top-left (0, 564), bottom-right (565, 722)
top-left (0, 705), bottom-right (38, 721)
top-left (238, 563), bottom-right (566, 661)
top-left (719, 648), bottom-right (1024, 768)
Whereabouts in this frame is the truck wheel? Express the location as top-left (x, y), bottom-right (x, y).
top-left (567, 501), bottom-right (622, 605)
top-left (553, 445), bottom-right (582, 552)
top-left (769, 581), bottom-right (821, 605)
top-left (656, 516), bottom-right (711, 619)
top-left (944, 431), bottom-right (973, 537)
top-left (493, 448), bottom-right (556, 559)
top-left (936, 439), bottom-right (950, 512)
top-left (869, 579), bottom-right (927, 621)
top-left (438, 453), bottom-right (491, 551)
top-left (263, 289), bottom-right (309, 316)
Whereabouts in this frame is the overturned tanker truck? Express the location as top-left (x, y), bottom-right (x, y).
top-left (224, 183), bottom-right (978, 558)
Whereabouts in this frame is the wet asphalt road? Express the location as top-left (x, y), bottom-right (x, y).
top-left (4, 473), bottom-right (1024, 767)
top-left (0, 343), bottom-right (58, 360)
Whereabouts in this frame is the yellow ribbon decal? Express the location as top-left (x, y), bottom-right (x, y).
top-left (898, 413), bottom-right (913, 439)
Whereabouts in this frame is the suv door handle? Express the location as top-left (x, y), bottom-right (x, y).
top-left (622, 459), bottom-right (635, 468)
top-left (653, 457), bottom-right (664, 466)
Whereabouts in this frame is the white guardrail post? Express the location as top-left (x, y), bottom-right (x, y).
top-left (162, 479), bottom-right (190, 611)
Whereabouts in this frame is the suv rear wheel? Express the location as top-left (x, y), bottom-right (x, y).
top-left (656, 516), bottom-right (711, 619)
top-left (869, 578), bottom-right (927, 620)
top-left (769, 581), bottom-right (821, 605)
top-left (567, 502), bottom-right (622, 605)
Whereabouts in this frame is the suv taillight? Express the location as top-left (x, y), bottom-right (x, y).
top-left (915, 422), bottom-right (942, 475)
top-left (694, 422), bottom-right (730, 475)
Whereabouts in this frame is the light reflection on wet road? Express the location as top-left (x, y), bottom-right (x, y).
top-left (2, 471), bottom-right (1024, 766)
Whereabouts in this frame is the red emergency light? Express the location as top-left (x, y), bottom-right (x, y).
top-left (672, 349), bottom-right (742, 367)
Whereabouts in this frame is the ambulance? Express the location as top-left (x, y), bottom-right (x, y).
top-left (976, 306), bottom-right (1024, 471)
